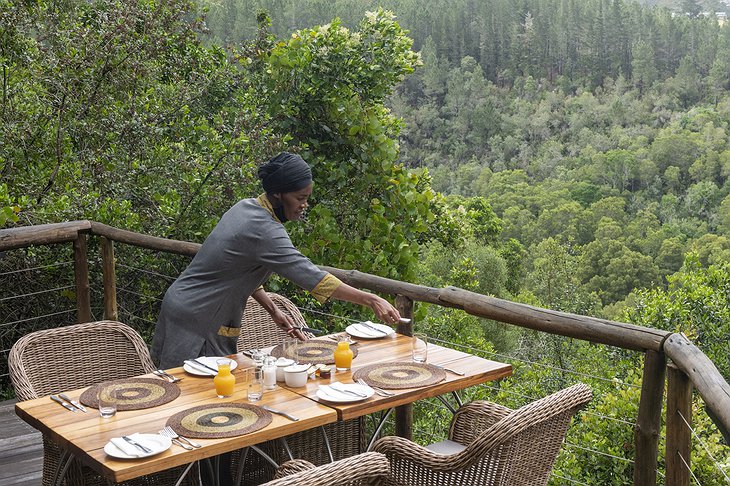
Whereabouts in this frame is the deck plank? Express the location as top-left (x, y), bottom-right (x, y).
top-left (0, 399), bottom-right (43, 485)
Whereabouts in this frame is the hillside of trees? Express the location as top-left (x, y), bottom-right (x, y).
top-left (2, 0), bottom-right (729, 482)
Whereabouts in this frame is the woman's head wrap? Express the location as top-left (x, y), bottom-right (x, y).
top-left (258, 152), bottom-right (312, 194)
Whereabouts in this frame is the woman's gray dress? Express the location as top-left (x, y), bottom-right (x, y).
top-left (152, 196), bottom-right (338, 368)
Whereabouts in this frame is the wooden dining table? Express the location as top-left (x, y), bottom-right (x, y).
top-left (14, 367), bottom-right (338, 483)
top-left (271, 333), bottom-right (513, 421)
top-left (15, 332), bottom-right (511, 484)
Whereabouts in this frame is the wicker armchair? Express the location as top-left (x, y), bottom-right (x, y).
top-left (371, 383), bottom-right (592, 486)
top-left (233, 293), bottom-right (365, 484)
top-left (8, 320), bottom-right (198, 486)
top-left (263, 452), bottom-right (390, 486)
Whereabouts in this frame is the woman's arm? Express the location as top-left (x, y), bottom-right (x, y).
top-left (252, 288), bottom-right (307, 340)
top-left (330, 283), bottom-right (402, 325)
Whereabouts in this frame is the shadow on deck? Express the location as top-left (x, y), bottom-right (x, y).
top-left (0, 399), bottom-right (43, 485)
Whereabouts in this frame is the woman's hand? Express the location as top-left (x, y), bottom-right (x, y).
top-left (330, 282), bottom-right (402, 327)
top-left (270, 308), bottom-right (307, 341)
top-left (368, 295), bottom-right (402, 326)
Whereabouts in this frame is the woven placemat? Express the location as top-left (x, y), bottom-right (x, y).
top-left (270, 339), bottom-right (358, 365)
top-left (167, 403), bottom-right (272, 439)
top-left (80, 378), bottom-right (180, 410)
top-left (352, 362), bottom-right (446, 389)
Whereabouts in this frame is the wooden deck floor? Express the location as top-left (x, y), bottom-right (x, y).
top-left (0, 399), bottom-right (43, 485)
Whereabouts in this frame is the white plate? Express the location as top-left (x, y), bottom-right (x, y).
top-left (316, 383), bottom-right (375, 403)
top-left (104, 434), bottom-right (171, 459)
top-left (345, 321), bottom-right (394, 339)
top-left (183, 356), bottom-right (238, 376)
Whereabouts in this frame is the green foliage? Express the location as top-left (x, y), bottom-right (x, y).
top-left (253, 9), bottom-right (457, 288)
top-left (624, 255), bottom-right (730, 379)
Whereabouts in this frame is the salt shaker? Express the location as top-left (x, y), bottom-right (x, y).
top-left (262, 355), bottom-right (277, 390)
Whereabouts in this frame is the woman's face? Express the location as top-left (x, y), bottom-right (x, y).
top-left (274, 184), bottom-right (313, 221)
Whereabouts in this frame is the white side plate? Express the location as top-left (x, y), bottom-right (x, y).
top-left (183, 356), bottom-right (238, 376)
top-left (104, 434), bottom-right (172, 459)
top-left (345, 322), bottom-right (394, 339)
top-left (316, 383), bottom-right (375, 403)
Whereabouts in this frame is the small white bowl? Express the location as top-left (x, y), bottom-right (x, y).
top-left (284, 364), bottom-right (309, 387)
top-left (276, 358), bottom-right (295, 382)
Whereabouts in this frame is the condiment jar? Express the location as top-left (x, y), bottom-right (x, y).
top-left (275, 357), bottom-right (295, 382)
top-left (262, 355), bottom-right (277, 390)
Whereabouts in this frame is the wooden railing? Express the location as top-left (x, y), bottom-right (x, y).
top-left (1, 221), bottom-right (729, 485)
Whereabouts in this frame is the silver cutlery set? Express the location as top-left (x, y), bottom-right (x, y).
top-left (159, 425), bottom-right (201, 450)
top-left (50, 394), bottom-right (87, 412)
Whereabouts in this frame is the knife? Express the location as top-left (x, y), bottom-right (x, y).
top-left (359, 321), bottom-right (388, 334)
top-left (192, 358), bottom-right (220, 374)
top-left (50, 395), bottom-right (76, 412)
top-left (432, 363), bottom-right (466, 376)
top-left (184, 360), bottom-right (217, 376)
top-left (262, 405), bottom-right (300, 421)
top-left (291, 326), bottom-right (324, 335)
top-left (59, 393), bottom-right (87, 412)
top-left (328, 383), bottom-right (369, 398)
top-left (355, 322), bottom-right (388, 336)
top-left (122, 435), bottom-right (153, 454)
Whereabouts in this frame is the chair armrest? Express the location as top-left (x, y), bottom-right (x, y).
top-left (449, 399), bottom-right (512, 444)
top-left (264, 452), bottom-right (390, 485)
top-left (272, 459), bottom-right (316, 479)
top-left (371, 435), bottom-right (480, 471)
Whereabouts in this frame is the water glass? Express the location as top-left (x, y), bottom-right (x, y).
top-left (247, 368), bottom-right (264, 402)
top-left (412, 333), bottom-right (428, 363)
top-left (282, 337), bottom-right (298, 360)
top-left (98, 386), bottom-right (117, 418)
top-left (251, 349), bottom-right (265, 367)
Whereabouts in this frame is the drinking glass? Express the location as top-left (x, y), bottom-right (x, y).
top-left (282, 337), bottom-right (298, 361)
top-left (251, 349), bottom-right (265, 367)
top-left (98, 386), bottom-right (117, 418)
top-left (247, 368), bottom-right (264, 402)
top-left (412, 333), bottom-right (428, 363)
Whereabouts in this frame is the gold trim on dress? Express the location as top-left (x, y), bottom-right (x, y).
top-left (256, 193), bottom-right (281, 223)
top-left (311, 274), bottom-right (342, 303)
top-left (217, 326), bottom-right (240, 337)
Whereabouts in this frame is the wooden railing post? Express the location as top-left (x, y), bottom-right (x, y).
top-left (634, 349), bottom-right (666, 485)
top-left (73, 234), bottom-right (92, 323)
top-left (101, 237), bottom-right (118, 321)
top-left (666, 363), bottom-right (692, 486)
top-left (394, 294), bottom-right (414, 440)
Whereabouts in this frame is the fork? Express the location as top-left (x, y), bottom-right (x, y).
top-left (153, 369), bottom-right (182, 383)
top-left (357, 378), bottom-right (394, 397)
top-left (163, 425), bottom-right (201, 448)
top-left (159, 428), bottom-right (193, 450)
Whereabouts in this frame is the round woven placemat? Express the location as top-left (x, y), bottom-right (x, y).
top-left (352, 362), bottom-right (446, 389)
top-left (166, 403), bottom-right (272, 439)
top-left (79, 378), bottom-right (180, 410)
top-left (270, 340), bottom-right (358, 365)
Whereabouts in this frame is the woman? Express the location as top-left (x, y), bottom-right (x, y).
top-left (152, 152), bottom-right (401, 368)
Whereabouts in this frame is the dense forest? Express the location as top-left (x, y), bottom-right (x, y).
top-left (2, 0), bottom-right (729, 482)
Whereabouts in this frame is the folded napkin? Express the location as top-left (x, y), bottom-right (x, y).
top-left (109, 433), bottom-right (155, 457)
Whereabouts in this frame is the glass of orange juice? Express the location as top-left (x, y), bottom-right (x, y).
top-left (214, 359), bottom-right (235, 398)
top-left (334, 338), bottom-right (354, 371)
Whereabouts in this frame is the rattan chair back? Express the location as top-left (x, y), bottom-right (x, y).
top-left (9, 320), bottom-right (155, 401)
top-left (8, 320), bottom-right (196, 486)
top-left (372, 382), bottom-right (592, 486)
top-left (238, 292), bottom-right (313, 351)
